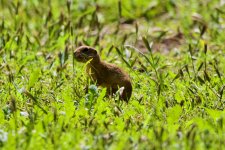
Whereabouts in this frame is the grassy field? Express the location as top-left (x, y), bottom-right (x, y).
top-left (1, 0), bottom-right (225, 149)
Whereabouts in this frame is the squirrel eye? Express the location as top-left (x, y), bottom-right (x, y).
top-left (82, 48), bottom-right (89, 53)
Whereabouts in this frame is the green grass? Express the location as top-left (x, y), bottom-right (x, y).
top-left (1, 0), bottom-right (225, 149)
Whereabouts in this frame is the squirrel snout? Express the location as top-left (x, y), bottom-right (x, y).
top-left (74, 51), bottom-right (80, 58)
top-left (74, 51), bottom-right (87, 62)
top-left (74, 51), bottom-right (81, 60)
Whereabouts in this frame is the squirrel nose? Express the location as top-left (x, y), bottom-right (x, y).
top-left (74, 51), bottom-right (79, 58)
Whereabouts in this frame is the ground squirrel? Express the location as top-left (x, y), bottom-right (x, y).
top-left (74, 46), bottom-right (132, 102)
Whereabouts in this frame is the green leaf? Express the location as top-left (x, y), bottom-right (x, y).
top-left (142, 36), bottom-right (152, 53)
top-left (28, 68), bottom-right (41, 89)
top-left (97, 88), bottom-right (106, 102)
top-left (206, 108), bottom-right (225, 120)
top-left (166, 105), bottom-right (182, 124)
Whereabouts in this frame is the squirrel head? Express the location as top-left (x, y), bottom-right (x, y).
top-left (74, 46), bottom-right (100, 63)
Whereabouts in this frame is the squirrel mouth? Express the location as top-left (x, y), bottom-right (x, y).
top-left (75, 56), bottom-right (84, 61)
top-left (74, 55), bottom-right (88, 62)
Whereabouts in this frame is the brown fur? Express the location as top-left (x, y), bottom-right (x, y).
top-left (74, 46), bottom-right (132, 101)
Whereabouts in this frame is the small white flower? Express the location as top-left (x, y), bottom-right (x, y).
top-left (20, 111), bottom-right (29, 117)
top-left (0, 129), bottom-right (8, 143)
